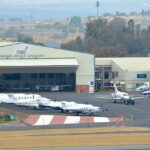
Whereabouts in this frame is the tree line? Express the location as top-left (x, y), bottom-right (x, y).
top-left (61, 17), bottom-right (150, 57)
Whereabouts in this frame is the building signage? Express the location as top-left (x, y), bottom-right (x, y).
top-left (137, 74), bottom-right (147, 78)
top-left (0, 44), bottom-right (45, 58)
top-left (88, 81), bottom-right (94, 93)
top-left (15, 46), bottom-right (30, 56)
top-left (131, 74), bottom-right (147, 79)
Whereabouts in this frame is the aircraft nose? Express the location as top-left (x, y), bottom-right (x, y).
top-left (125, 96), bottom-right (130, 99)
top-left (136, 88), bottom-right (141, 92)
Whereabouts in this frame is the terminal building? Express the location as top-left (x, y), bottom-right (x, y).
top-left (0, 42), bottom-right (149, 93)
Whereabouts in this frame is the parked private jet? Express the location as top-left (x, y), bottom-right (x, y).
top-left (39, 100), bottom-right (77, 112)
top-left (63, 103), bottom-right (103, 116)
top-left (95, 83), bottom-right (135, 105)
top-left (0, 94), bottom-right (15, 104)
top-left (136, 82), bottom-right (150, 92)
top-left (14, 94), bottom-right (50, 109)
top-left (112, 83), bottom-right (135, 105)
top-left (141, 90), bottom-right (150, 97)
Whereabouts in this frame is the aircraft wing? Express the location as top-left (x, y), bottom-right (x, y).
top-left (95, 96), bottom-right (122, 100)
top-left (133, 96), bottom-right (146, 99)
top-left (112, 97), bottom-right (122, 100)
top-left (95, 96), bottom-right (112, 99)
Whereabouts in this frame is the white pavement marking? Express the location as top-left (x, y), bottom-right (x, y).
top-left (64, 116), bottom-right (80, 124)
top-left (94, 117), bottom-right (110, 123)
top-left (34, 115), bottom-right (54, 126)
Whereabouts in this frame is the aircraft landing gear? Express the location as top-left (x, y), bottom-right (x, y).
top-left (125, 100), bottom-right (129, 105)
top-left (76, 112), bottom-right (80, 116)
top-left (131, 100), bottom-right (135, 105)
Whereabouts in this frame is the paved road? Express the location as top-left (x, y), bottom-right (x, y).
top-left (0, 92), bottom-right (150, 129)
top-left (4, 145), bottom-right (150, 150)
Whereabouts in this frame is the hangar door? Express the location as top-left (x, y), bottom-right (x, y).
top-left (0, 73), bottom-right (76, 92)
top-left (0, 58), bottom-right (78, 92)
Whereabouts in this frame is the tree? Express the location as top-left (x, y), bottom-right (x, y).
top-left (17, 34), bottom-right (34, 44)
top-left (92, 44), bottom-right (127, 57)
top-left (61, 17), bottom-right (148, 57)
top-left (69, 16), bottom-right (82, 27)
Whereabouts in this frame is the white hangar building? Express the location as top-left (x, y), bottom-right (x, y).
top-left (0, 42), bottom-right (95, 93)
top-left (95, 57), bottom-right (150, 91)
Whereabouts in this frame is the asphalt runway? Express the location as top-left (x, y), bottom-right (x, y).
top-left (0, 92), bottom-right (150, 128)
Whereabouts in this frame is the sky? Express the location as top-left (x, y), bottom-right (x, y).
top-left (0, 0), bottom-right (150, 20)
top-left (0, 0), bottom-right (149, 6)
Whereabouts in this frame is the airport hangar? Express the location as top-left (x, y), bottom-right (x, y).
top-left (0, 42), bottom-right (149, 93)
top-left (0, 42), bottom-right (95, 93)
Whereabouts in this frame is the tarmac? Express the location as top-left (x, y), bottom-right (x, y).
top-left (0, 92), bottom-right (150, 129)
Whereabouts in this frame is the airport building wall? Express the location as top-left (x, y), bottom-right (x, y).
top-left (96, 57), bottom-right (150, 91)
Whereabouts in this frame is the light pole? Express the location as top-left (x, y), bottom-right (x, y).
top-left (96, 0), bottom-right (100, 17)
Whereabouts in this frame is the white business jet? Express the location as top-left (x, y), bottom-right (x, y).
top-left (136, 82), bottom-right (150, 92)
top-left (14, 94), bottom-right (50, 109)
top-left (136, 82), bottom-right (150, 97)
top-left (112, 83), bottom-right (135, 105)
top-left (0, 94), bottom-right (16, 104)
top-left (95, 83), bottom-right (135, 105)
top-left (39, 100), bottom-right (77, 112)
top-left (63, 103), bottom-right (103, 116)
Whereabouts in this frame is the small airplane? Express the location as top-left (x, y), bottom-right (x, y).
top-left (112, 83), bottom-right (135, 105)
top-left (95, 83), bottom-right (135, 105)
top-left (39, 100), bottom-right (77, 112)
top-left (141, 90), bottom-right (150, 97)
top-left (63, 103), bottom-right (104, 116)
top-left (0, 94), bottom-right (16, 104)
top-left (14, 94), bottom-right (50, 109)
top-left (136, 82), bottom-right (150, 92)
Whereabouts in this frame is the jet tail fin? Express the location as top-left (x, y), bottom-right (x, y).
top-left (114, 83), bottom-right (118, 93)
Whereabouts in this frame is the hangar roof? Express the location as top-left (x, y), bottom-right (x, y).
top-left (96, 57), bottom-right (150, 72)
top-left (95, 58), bottom-right (112, 66)
top-left (0, 58), bottom-right (78, 67)
top-left (0, 42), bottom-right (93, 59)
top-left (112, 57), bottom-right (150, 72)
top-left (0, 42), bottom-right (18, 47)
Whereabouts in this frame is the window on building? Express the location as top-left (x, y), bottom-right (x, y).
top-left (112, 72), bottom-right (119, 79)
top-left (104, 71), bottom-right (109, 79)
top-left (39, 73), bottom-right (46, 79)
top-left (48, 73), bottom-right (54, 79)
top-left (95, 72), bottom-right (101, 79)
top-left (112, 72), bottom-right (115, 79)
top-left (4, 73), bottom-right (21, 80)
top-left (115, 72), bottom-right (118, 77)
top-left (31, 73), bottom-right (37, 79)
